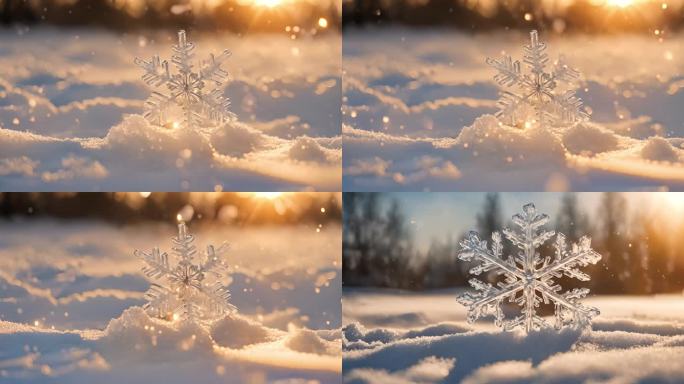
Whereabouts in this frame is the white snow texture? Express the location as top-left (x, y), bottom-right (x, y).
top-left (343, 290), bottom-right (684, 384)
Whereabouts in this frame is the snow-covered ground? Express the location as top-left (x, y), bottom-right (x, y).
top-left (0, 220), bottom-right (341, 383)
top-left (0, 28), bottom-right (341, 191)
top-left (343, 288), bottom-right (684, 383)
top-left (343, 29), bottom-right (684, 191)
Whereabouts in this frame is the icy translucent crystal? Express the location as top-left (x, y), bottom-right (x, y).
top-left (136, 222), bottom-right (236, 322)
top-left (134, 30), bottom-right (235, 131)
top-left (487, 30), bottom-right (588, 129)
top-left (457, 203), bottom-right (602, 332)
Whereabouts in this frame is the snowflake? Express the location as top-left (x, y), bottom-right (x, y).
top-left (457, 203), bottom-right (602, 332)
top-left (486, 30), bottom-right (588, 130)
top-left (134, 30), bottom-right (235, 131)
top-left (135, 222), bottom-right (236, 322)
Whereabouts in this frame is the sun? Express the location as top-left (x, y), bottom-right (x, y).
top-left (253, 0), bottom-right (282, 8)
top-left (253, 192), bottom-right (283, 200)
top-left (606, 0), bottom-right (635, 8)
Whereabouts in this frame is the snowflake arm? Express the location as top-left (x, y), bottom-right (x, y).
top-left (539, 234), bottom-right (602, 281)
top-left (486, 55), bottom-right (524, 87)
top-left (134, 56), bottom-right (171, 87)
top-left (458, 231), bottom-right (523, 279)
top-left (171, 30), bottom-right (195, 75)
top-left (200, 50), bottom-right (232, 84)
top-left (136, 247), bottom-right (173, 279)
top-left (523, 30), bottom-right (549, 76)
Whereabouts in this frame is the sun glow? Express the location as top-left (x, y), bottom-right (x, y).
top-left (606, 0), bottom-right (636, 7)
top-left (660, 192), bottom-right (684, 211)
top-left (253, 192), bottom-right (284, 200)
top-left (253, 0), bottom-right (282, 8)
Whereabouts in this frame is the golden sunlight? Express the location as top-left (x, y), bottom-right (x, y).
top-left (605, 0), bottom-right (636, 7)
top-left (252, 0), bottom-right (283, 8)
top-left (660, 192), bottom-right (684, 211)
top-left (253, 192), bottom-right (284, 200)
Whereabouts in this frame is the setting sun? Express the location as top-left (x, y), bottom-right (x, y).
top-left (253, 192), bottom-right (284, 200)
top-left (253, 0), bottom-right (282, 8)
top-left (606, 0), bottom-right (636, 7)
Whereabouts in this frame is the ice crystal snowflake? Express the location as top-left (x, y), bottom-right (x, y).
top-left (457, 203), bottom-right (602, 332)
top-left (487, 30), bottom-right (588, 130)
top-left (135, 222), bottom-right (236, 322)
top-left (134, 30), bottom-right (235, 131)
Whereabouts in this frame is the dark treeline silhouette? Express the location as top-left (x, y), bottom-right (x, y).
top-left (0, 0), bottom-right (340, 32)
top-left (343, 0), bottom-right (684, 33)
top-left (0, 192), bottom-right (341, 226)
top-left (343, 192), bottom-right (684, 295)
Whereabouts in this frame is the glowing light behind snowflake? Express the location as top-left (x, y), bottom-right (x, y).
top-left (457, 203), bottom-right (602, 332)
top-left (253, 192), bottom-right (284, 200)
top-left (253, 0), bottom-right (282, 7)
top-left (605, 0), bottom-right (638, 7)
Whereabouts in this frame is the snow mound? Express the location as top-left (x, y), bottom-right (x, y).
top-left (462, 345), bottom-right (684, 384)
top-left (345, 356), bottom-right (455, 384)
top-left (562, 123), bottom-right (620, 156)
top-left (454, 115), bottom-right (566, 167)
top-left (209, 121), bottom-right (268, 157)
top-left (99, 115), bottom-right (214, 169)
top-left (641, 136), bottom-right (681, 163)
top-left (344, 313), bottom-right (684, 383)
top-left (344, 321), bottom-right (583, 382)
top-left (100, 307), bottom-right (215, 359)
top-left (210, 313), bottom-right (276, 349)
top-left (286, 328), bottom-right (340, 356)
top-left (289, 137), bottom-right (331, 163)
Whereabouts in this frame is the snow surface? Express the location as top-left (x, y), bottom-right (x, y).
top-left (0, 28), bottom-right (341, 191)
top-left (343, 288), bottom-right (684, 383)
top-left (343, 29), bottom-right (684, 191)
top-left (0, 220), bottom-right (341, 383)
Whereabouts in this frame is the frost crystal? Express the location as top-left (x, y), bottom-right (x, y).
top-left (457, 203), bottom-right (601, 332)
top-left (487, 30), bottom-right (588, 130)
top-left (136, 222), bottom-right (236, 322)
top-left (134, 30), bottom-right (235, 131)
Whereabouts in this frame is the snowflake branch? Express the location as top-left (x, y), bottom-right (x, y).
top-left (459, 231), bottom-right (525, 279)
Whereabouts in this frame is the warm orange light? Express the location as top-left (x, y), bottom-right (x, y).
top-left (253, 0), bottom-right (282, 8)
top-left (606, 0), bottom-right (635, 7)
top-left (660, 193), bottom-right (684, 210)
top-left (253, 192), bottom-right (283, 200)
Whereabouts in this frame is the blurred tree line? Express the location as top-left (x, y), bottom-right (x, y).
top-left (343, 0), bottom-right (684, 33)
top-left (343, 192), bottom-right (684, 295)
top-left (0, 192), bottom-right (341, 226)
top-left (0, 0), bottom-right (340, 32)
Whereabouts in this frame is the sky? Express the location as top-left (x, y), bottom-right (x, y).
top-left (390, 192), bottom-right (684, 252)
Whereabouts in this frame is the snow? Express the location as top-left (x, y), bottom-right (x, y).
top-left (0, 28), bottom-right (341, 191)
top-left (0, 220), bottom-right (341, 382)
top-left (343, 29), bottom-right (684, 191)
top-left (343, 288), bottom-right (684, 383)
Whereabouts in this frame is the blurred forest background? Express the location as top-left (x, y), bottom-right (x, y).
top-left (0, 0), bottom-right (340, 32)
top-left (343, 0), bottom-right (684, 33)
top-left (343, 192), bottom-right (684, 295)
top-left (0, 192), bottom-right (341, 226)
